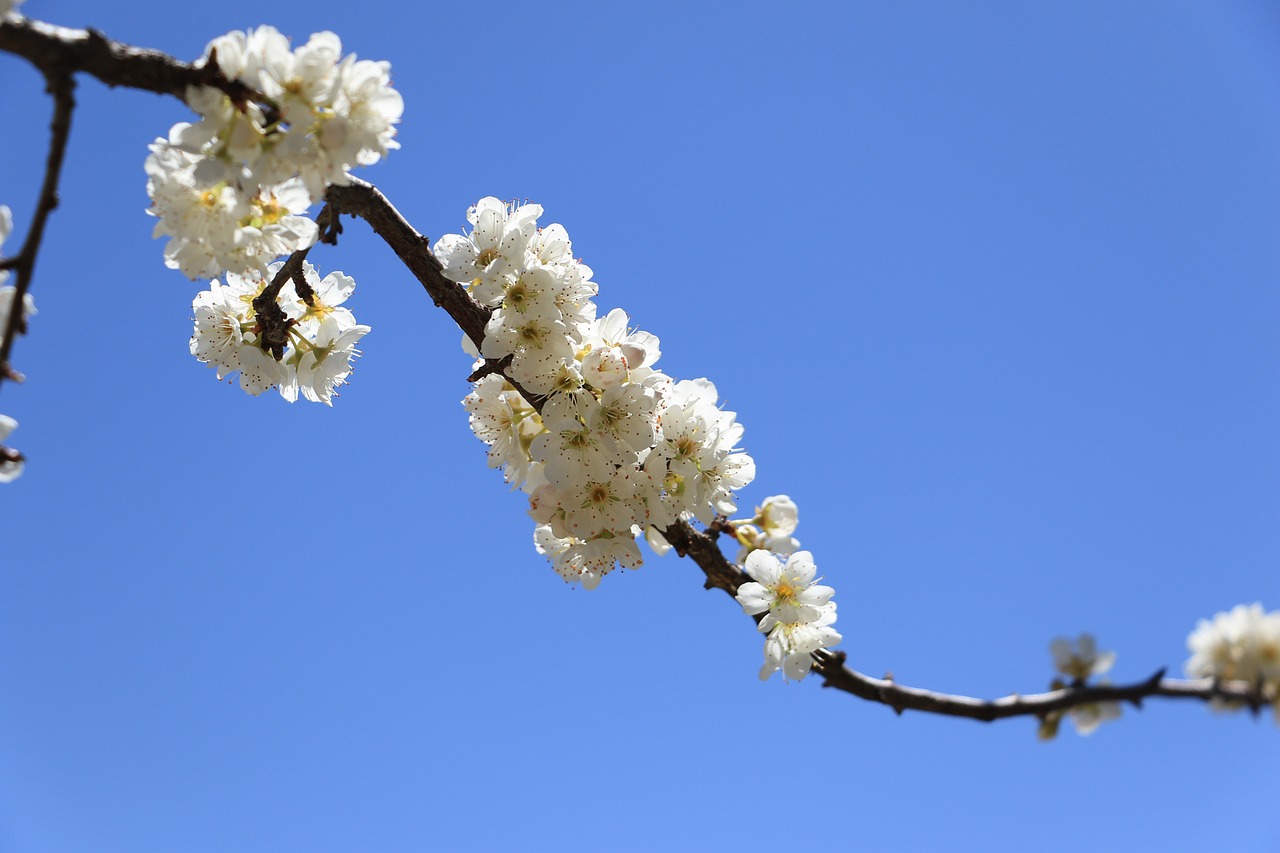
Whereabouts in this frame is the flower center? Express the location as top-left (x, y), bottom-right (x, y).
top-left (674, 436), bottom-right (699, 459)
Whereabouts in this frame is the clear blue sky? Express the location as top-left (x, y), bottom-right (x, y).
top-left (2, 1), bottom-right (1278, 850)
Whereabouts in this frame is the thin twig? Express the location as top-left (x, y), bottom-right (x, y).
top-left (0, 69), bottom-right (75, 395)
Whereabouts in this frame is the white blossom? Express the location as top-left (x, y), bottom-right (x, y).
top-left (1066, 693), bottom-right (1123, 736)
top-left (433, 198), bottom-right (542, 301)
top-left (1186, 603), bottom-right (1280, 687)
top-left (280, 315), bottom-right (369, 405)
top-left (0, 414), bottom-right (24, 483)
top-left (1037, 635), bottom-right (1123, 737)
top-left (189, 279), bottom-right (282, 394)
top-left (0, 204), bottom-right (12, 286)
top-left (758, 604), bottom-right (842, 682)
top-left (736, 550), bottom-right (834, 628)
top-left (0, 207), bottom-right (38, 353)
top-left (0, 288), bottom-right (36, 349)
top-left (1050, 633), bottom-right (1116, 684)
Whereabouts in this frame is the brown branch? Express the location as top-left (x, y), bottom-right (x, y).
top-left (659, 516), bottom-right (1272, 722)
top-left (0, 68), bottom-right (75, 395)
top-left (251, 244), bottom-right (315, 361)
top-left (660, 518), bottom-right (751, 597)
top-left (812, 653), bottom-right (1271, 721)
top-left (321, 182), bottom-right (556, 402)
top-left (0, 17), bottom-right (258, 101)
top-left (324, 181), bottom-right (490, 352)
top-left (0, 18), bottom-right (1273, 726)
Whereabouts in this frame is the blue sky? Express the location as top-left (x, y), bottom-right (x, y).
top-left (2, 1), bottom-right (1278, 850)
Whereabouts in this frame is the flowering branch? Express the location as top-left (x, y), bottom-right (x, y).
top-left (0, 16), bottom-right (1275, 729)
top-left (0, 66), bottom-right (74, 393)
top-left (810, 653), bottom-right (1271, 722)
top-left (661, 513), bottom-right (1273, 721)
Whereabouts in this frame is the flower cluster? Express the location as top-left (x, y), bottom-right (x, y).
top-left (189, 260), bottom-right (368, 404)
top-left (1039, 633), bottom-right (1121, 737)
top-left (442, 198), bottom-right (758, 588)
top-left (0, 0), bottom-right (21, 20)
top-left (144, 30), bottom-right (391, 401)
top-left (736, 550), bottom-right (841, 681)
top-left (1185, 603), bottom-right (1280, 715)
top-left (183, 28), bottom-right (402, 203)
top-left (145, 142), bottom-right (318, 280)
top-left (146, 28), bottom-right (400, 280)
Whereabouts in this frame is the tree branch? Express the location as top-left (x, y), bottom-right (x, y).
top-left (0, 17), bottom-right (1273, 725)
top-left (0, 68), bottom-right (75, 394)
top-left (0, 17), bottom-right (258, 101)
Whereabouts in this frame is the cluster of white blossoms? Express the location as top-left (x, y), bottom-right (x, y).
top-left (145, 141), bottom-right (318, 281)
top-left (441, 199), bottom-right (840, 676)
top-left (1185, 603), bottom-right (1280, 716)
top-left (146, 26), bottom-right (401, 279)
top-left (736, 548), bottom-right (841, 681)
top-left (188, 261), bottom-right (368, 404)
top-left (1040, 633), bottom-right (1122, 737)
top-left (0, 0), bottom-right (21, 20)
top-left (442, 198), bottom-right (760, 589)
top-left (144, 28), bottom-right (396, 401)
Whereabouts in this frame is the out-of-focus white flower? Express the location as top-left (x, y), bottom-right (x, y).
top-left (0, 204), bottom-right (12, 286)
top-left (0, 0), bottom-right (23, 20)
top-left (757, 495), bottom-right (798, 538)
top-left (1038, 635), bottom-right (1123, 738)
top-left (1186, 603), bottom-right (1280, 686)
top-left (0, 286), bottom-right (36, 352)
top-left (0, 414), bottom-right (24, 483)
top-left (734, 495), bottom-right (802, 561)
top-left (0, 206), bottom-right (37, 347)
top-left (1050, 633), bottom-right (1116, 683)
top-left (1039, 689), bottom-right (1123, 740)
top-left (1066, 693), bottom-right (1123, 736)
